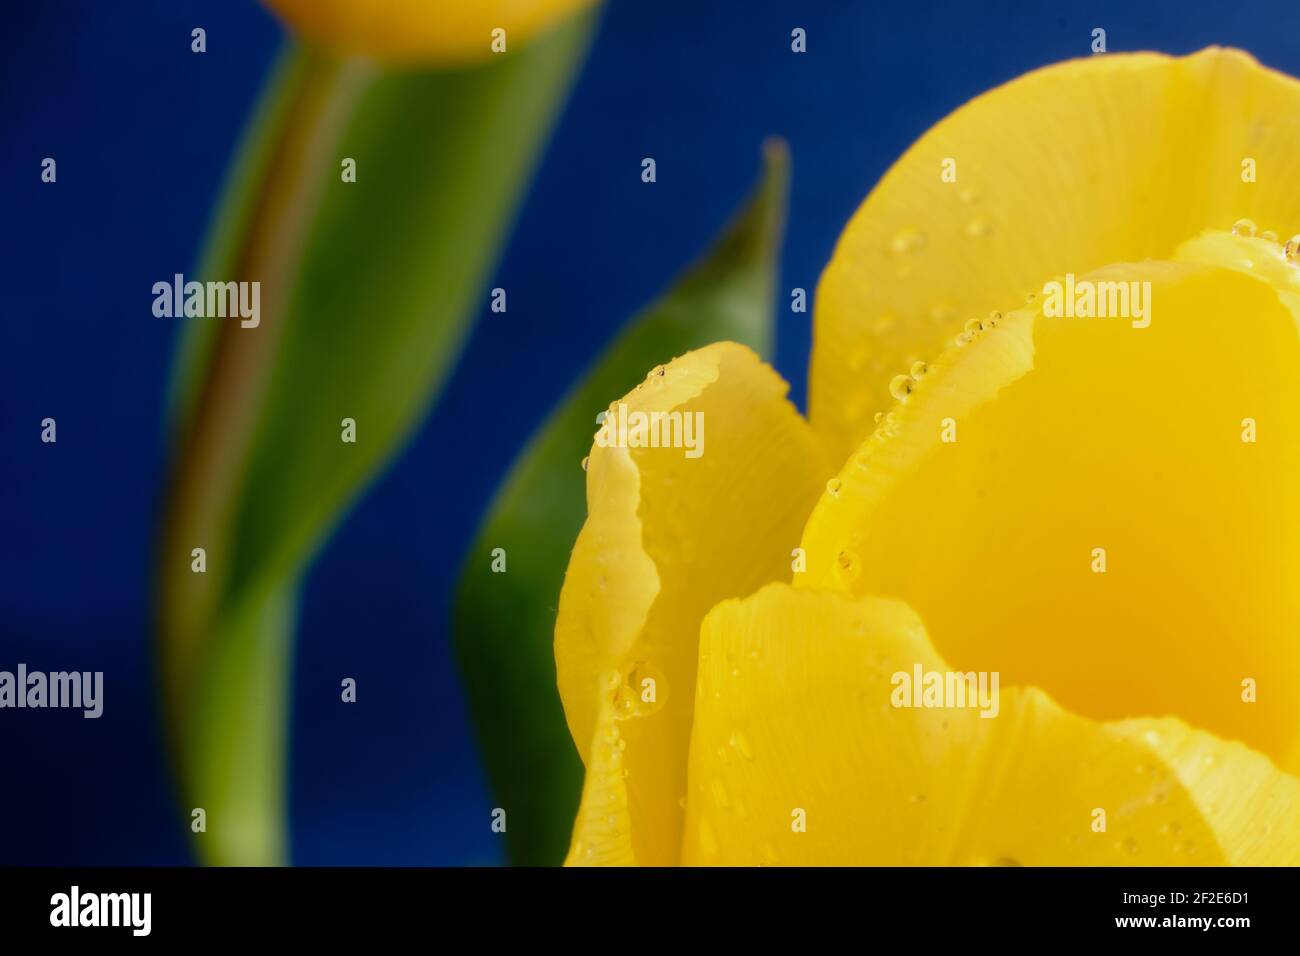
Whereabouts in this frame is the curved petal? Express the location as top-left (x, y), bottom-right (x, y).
top-left (800, 235), bottom-right (1300, 773)
top-left (263, 0), bottom-right (598, 65)
top-left (684, 583), bottom-right (1300, 865)
top-left (812, 47), bottom-right (1300, 463)
top-left (557, 343), bottom-right (831, 864)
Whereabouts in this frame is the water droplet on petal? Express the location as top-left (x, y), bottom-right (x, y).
top-left (1285, 235), bottom-right (1300, 263)
top-left (826, 477), bottom-right (842, 496)
top-left (889, 227), bottom-right (926, 254)
top-left (873, 314), bottom-right (898, 335)
top-left (1261, 229), bottom-right (1278, 242)
top-left (698, 819), bottom-right (719, 858)
top-left (581, 455), bottom-right (590, 471)
top-left (1232, 218), bottom-right (1257, 237)
top-left (889, 374), bottom-right (914, 400)
top-left (929, 303), bottom-right (955, 324)
top-left (835, 549), bottom-right (860, 583)
top-left (909, 361), bottom-right (929, 379)
top-left (730, 730), bottom-right (755, 761)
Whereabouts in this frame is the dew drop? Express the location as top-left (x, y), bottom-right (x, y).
top-left (873, 411), bottom-right (885, 424)
top-left (889, 374), bottom-right (914, 400)
top-left (1285, 235), bottom-right (1300, 263)
top-left (954, 331), bottom-right (971, 347)
top-left (929, 303), bottom-right (955, 324)
top-left (581, 455), bottom-right (590, 472)
top-left (835, 549), bottom-right (860, 582)
top-left (826, 477), bottom-right (842, 496)
top-left (909, 361), bottom-right (929, 379)
top-left (1232, 218), bottom-right (1257, 238)
top-left (873, 314), bottom-right (898, 335)
top-left (1262, 229), bottom-right (1278, 242)
top-left (889, 226), bottom-right (926, 254)
top-left (613, 686), bottom-right (638, 719)
top-left (698, 819), bottom-right (719, 858)
top-left (730, 730), bottom-right (755, 762)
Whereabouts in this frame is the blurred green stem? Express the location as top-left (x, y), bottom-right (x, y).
top-left (157, 17), bottom-right (596, 866)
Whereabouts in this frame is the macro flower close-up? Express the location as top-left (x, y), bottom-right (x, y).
top-left (6, 0), bottom-right (1300, 939)
top-left (556, 47), bottom-right (1300, 866)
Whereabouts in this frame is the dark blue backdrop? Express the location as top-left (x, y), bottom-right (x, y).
top-left (3, 0), bottom-right (1297, 864)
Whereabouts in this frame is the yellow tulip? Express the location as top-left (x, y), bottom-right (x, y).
top-left (262, 0), bottom-right (598, 65)
top-left (555, 48), bottom-right (1300, 865)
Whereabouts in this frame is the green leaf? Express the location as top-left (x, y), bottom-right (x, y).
top-left (454, 141), bottom-right (791, 865)
top-left (157, 16), bottom-right (596, 866)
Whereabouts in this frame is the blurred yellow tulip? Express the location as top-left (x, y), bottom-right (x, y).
top-left (263, 0), bottom-right (599, 65)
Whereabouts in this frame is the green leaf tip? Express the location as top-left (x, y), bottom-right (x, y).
top-left (454, 142), bottom-right (791, 865)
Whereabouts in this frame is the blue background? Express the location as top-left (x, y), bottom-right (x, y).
top-left (3, 0), bottom-right (1298, 864)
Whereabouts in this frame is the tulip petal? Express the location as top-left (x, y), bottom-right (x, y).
top-left (457, 143), bottom-right (789, 866)
top-left (263, 0), bottom-right (599, 65)
top-left (1108, 718), bottom-right (1300, 865)
top-left (800, 239), bottom-right (1300, 774)
top-left (812, 47), bottom-right (1300, 463)
top-left (557, 343), bottom-right (830, 864)
top-left (684, 583), bottom-right (1300, 865)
